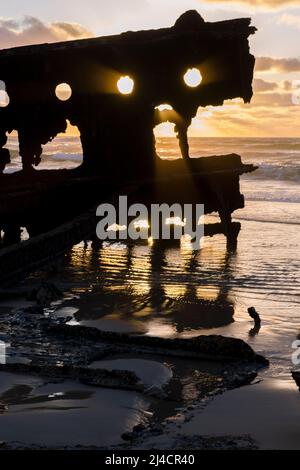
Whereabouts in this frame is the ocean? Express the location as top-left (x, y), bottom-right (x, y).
top-left (5, 136), bottom-right (300, 380)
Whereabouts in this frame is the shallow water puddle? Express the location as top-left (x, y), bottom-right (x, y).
top-left (90, 358), bottom-right (173, 389)
top-left (0, 372), bottom-right (149, 447)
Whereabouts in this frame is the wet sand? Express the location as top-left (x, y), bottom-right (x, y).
top-left (0, 371), bottom-right (149, 448)
top-left (164, 377), bottom-right (300, 450)
top-left (0, 292), bottom-right (264, 449)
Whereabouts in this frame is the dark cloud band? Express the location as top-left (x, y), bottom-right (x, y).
top-left (256, 56), bottom-right (300, 72)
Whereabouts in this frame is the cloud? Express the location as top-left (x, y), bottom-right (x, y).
top-left (190, 99), bottom-right (299, 137)
top-left (278, 13), bottom-right (300, 29)
top-left (256, 56), bottom-right (300, 72)
top-left (0, 16), bottom-right (93, 49)
top-left (188, 76), bottom-right (299, 137)
top-left (283, 80), bottom-right (293, 90)
top-left (52, 22), bottom-right (93, 39)
top-left (223, 91), bottom-right (293, 107)
top-left (251, 91), bottom-right (293, 106)
top-left (253, 78), bottom-right (278, 92)
top-left (200, 0), bottom-right (300, 8)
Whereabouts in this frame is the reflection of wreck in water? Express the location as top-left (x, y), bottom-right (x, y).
top-left (0, 10), bottom-right (257, 278)
top-left (58, 239), bottom-right (235, 336)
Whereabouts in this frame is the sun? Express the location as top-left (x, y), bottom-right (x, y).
top-left (117, 76), bottom-right (134, 95)
top-left (184, 68), bottom-right (202, 88)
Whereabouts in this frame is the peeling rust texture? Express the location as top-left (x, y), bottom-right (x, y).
top-left (0, 10), bottom-right (256, 176)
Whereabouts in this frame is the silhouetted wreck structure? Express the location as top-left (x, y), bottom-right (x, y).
top-left (0, 10), bottom-right (257, 275)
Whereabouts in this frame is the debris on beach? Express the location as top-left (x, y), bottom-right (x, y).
top-left (248, 306), bottom-right (262, 337)
top-left (248, 307), bottom-right (261, 326)
top-left (292, 371), bottom-right (300, 391)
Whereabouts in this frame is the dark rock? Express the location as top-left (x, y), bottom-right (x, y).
top-left (47, 323), bottom-right (269, 365)
top-left (132, 424), bottom-right (146, 433)
top-left (22, 306), bottom-right (44, 315)
top-left (27, 282), bottom-right (63, 305)
top-left (0, 363), bottom-right (143, 392)
top-left (121, 432), bottom-right (134, 441)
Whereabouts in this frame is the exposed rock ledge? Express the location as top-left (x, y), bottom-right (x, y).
top-left (46, 323), bottom-right (268, 365)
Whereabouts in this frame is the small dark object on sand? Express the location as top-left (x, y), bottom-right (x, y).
top-left (248, 307), bottom-right (261, 337)
top-left (292, 371), bottom-right (300, 391)
top-left (248, 307), bottom-right (261, 325)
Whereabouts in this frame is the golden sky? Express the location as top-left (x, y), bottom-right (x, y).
top-left (1, 0), bottom-right (299, 137)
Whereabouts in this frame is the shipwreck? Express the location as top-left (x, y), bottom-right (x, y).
top-left (0, 10), bottom-right (257, 278)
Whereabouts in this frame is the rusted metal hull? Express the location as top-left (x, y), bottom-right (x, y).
top-left (0, 154), bottom-right (257, 282)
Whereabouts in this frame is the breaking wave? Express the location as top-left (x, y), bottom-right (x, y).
top-left (244, 163), bottom-right (300, 183)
